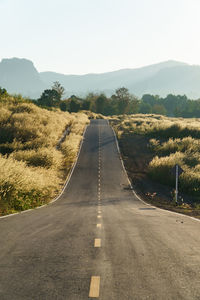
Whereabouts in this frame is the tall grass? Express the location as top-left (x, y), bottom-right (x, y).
top-left (10, 148), bottom-right (63, 169)
top-left (149, 137), bottom-right (200, 156)
top-left (0, 96), bottom-right (89, 215)
top-left (149, 153), bottom-right (200, 196)
top-left (0, 154), bottom-right (60, 213)
top-left (111, 114), bottom-right (200, 198)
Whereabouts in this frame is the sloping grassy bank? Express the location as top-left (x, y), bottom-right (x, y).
top-left (0, 95), bottom-right (89, 215)
top-left (110, 114), bottom-right (200, 217)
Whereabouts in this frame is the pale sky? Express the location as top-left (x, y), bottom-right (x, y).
top-left (0, 0), bottom-right (200, 74)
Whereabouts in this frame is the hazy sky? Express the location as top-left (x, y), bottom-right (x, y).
top-left (0, 0), bottom-right (200, 74)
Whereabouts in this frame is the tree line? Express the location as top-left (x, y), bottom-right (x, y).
top-left (37, 83), bottom-right (140, 115)
top-left (2, 82), bottom-right (200, 118)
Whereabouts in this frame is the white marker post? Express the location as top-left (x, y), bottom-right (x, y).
top-left (171, 164), bottom-right (183, 204)
top-left (175, 164), bottom-right (178, 203)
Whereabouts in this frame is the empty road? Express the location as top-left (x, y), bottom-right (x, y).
top-left (0, 119), bottom-right (200, 299)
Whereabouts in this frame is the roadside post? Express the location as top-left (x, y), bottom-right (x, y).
top-left (171, 164), bottom-right (184, 203)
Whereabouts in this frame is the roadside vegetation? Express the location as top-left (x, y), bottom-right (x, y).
top-left (36, 83), bottom-right (200, 118)
top-left (2, 81), bottom-right (200, 218)
top-left (110, 114), bottom-right (200, 217)
top-left (0, 90), bottom-right (90, 215)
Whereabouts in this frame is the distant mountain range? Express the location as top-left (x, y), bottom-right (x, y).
top-left (1, 57), bottom-right (200, 99)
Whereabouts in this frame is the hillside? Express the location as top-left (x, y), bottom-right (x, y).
top-left (40, 60), bottom-right (187, 96)
top-left (1, 58), bottom-right (200, 98)
top-left (0, 58), bottom-right (46, 98)
top-left (129, 65), bottom-right (200, 98)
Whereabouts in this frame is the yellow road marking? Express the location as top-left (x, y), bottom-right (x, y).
top-left (89, 276), bottom-right (100, 298)
top-left (94, 238), bottom-right (101, 247)
top-left (97, 224), bottom-right (101, 228)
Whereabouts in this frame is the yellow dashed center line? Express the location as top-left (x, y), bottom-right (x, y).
top-left (94, 238), bottom-right (101, 247)
top-left (89, 129), bottom-right (102, 297)
top-left (89, 276), bottom-right (100, 298)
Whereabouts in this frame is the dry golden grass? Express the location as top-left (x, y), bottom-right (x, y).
top-left (111, 114), bottom-right (200, 198)
top-left (10, 148), bottom-right (63, 169)
top-left (0, 97), bottom-right (89, 215)
top-left (0, 154), bottom-right (60, 213)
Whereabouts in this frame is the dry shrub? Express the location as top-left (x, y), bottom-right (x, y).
top-left (0, 155), bottom-right (60, 214)
top-left (0, 102), bottom-right (73, 148)
top-left (149, 137), bottom-right (200, 156)
top-left (0, 98), bottom-right (89, 215)
top-left (148, 152), bottom-right (185, 185)
top-left (10, 148), bottom-right (63, 169)
top-left (60, 113), bottom-right (90, 169)
top-left (113, 113), bottom-right (200, 197)
top-left (0, 107), bottom-right (12, 124)
top-left (112, 114), bottom-right (200, 139)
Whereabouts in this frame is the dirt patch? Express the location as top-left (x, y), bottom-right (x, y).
top-left (119, 133), bottom-right (200, 219)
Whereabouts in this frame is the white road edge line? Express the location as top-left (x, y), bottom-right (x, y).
top-left (110, 121), bottom-right (200, 223)
top-left (0, 125), bottom-right (89, 220)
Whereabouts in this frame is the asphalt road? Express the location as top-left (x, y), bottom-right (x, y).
top-left (0, 119), bottom-right (200, 299)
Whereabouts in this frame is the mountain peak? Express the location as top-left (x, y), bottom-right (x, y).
top-left (0, 57), bottom-right (45, 97)
top-left (0, 57), bottom-right (37, 73)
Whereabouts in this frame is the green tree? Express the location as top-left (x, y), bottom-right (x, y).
top-left (163, 94), bottom-right (188, 116)
top-left (52, 81), bottom-right (65, 99)
top-left (142, 94), bottom-right (158, 106)
top-left (0, 87), bottom-right (8, 96)
top-left (152, 104), bottom-right (167, 115)
top-left (129, 97), bottom-right (140, 114)
top-left (139, 102), bottom-right (152, 114)
top-left (69, 99), bottom-right (80, 112)
top-left (112, 87), bottom-right (131, 114)
top-left (85, 93), bottom-right (99, 112)
top-left (95, 95), bottom-right (107, 113)
top-left (81, 100), bottom-right (91, 110)
top-left (38, 89), bottom-right (61, 107)
top-left (60, 101), bottom-right (68, 111)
